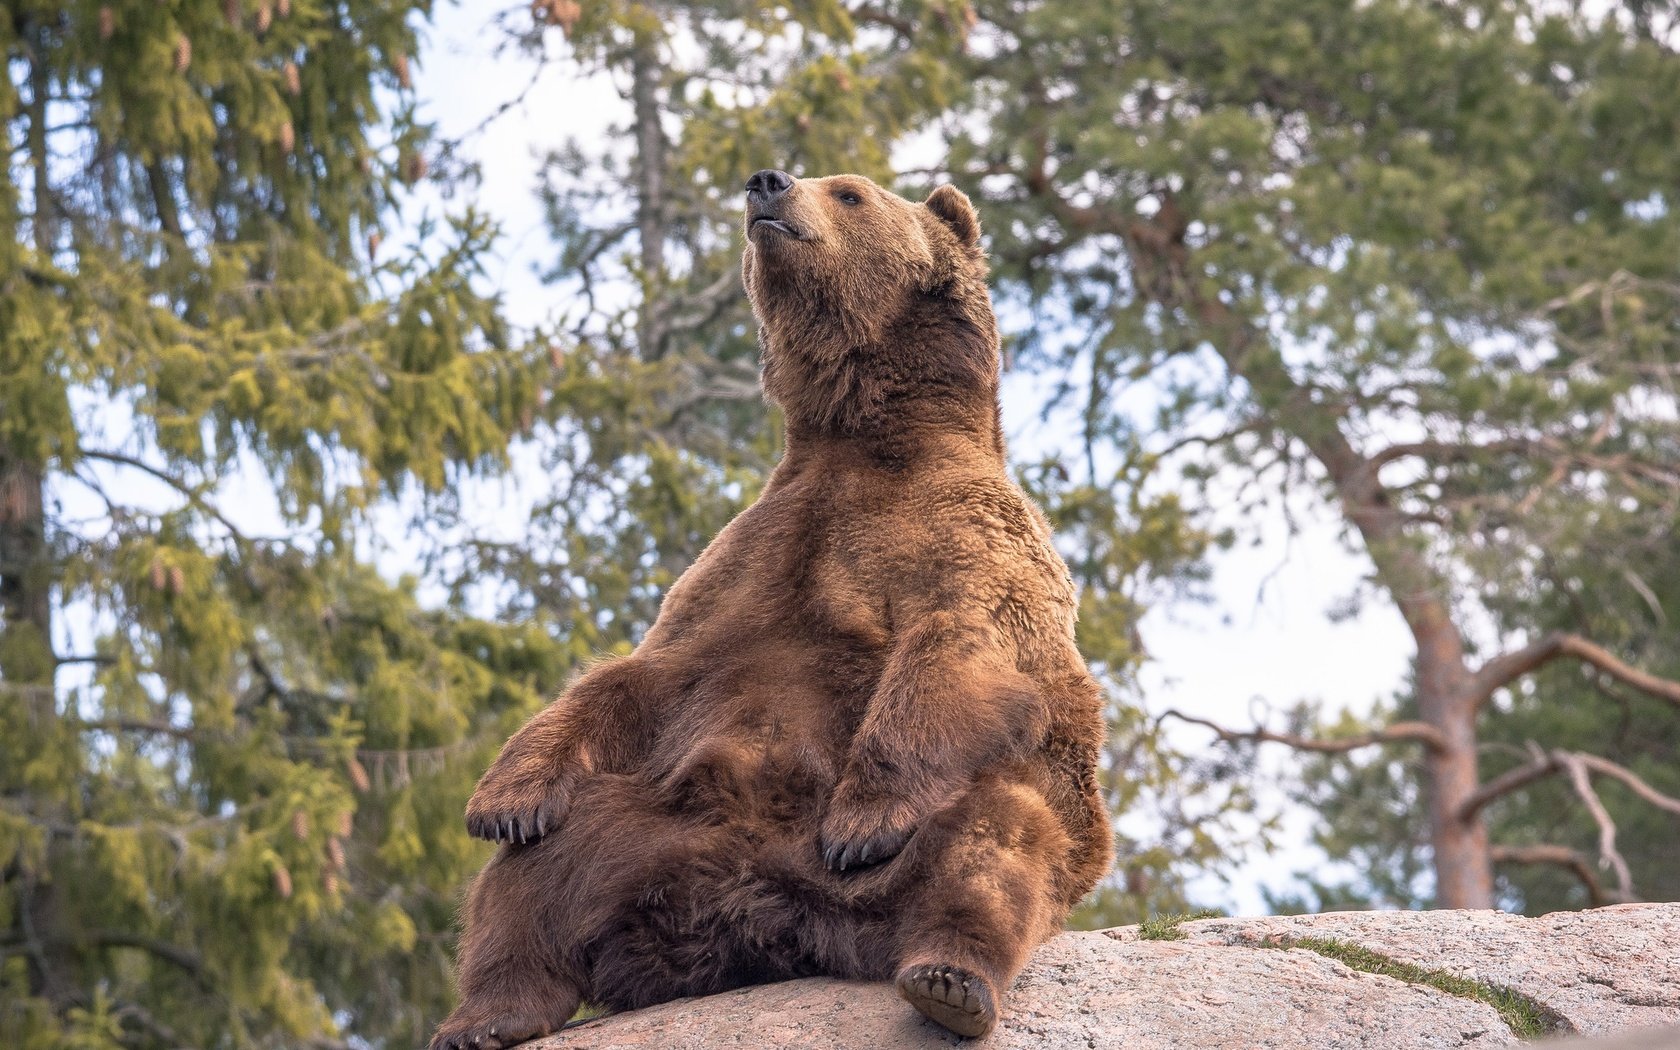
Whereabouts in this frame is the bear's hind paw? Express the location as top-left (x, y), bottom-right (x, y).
top-left (429, 1001), bottom-right (573, 1050)
top-left (897, 963), bottom-right (998, 1039)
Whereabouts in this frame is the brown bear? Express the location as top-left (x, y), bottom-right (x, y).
top-left (429, 170), bottom-right (1111, 1049)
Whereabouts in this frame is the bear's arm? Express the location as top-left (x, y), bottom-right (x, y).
top-left (463, 656), bottom-right (654, 843)
top-left (818, 602), bottom-right (1052, 871)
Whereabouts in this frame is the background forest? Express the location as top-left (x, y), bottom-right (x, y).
top-left (3, 0), bottom-right (1678, 1046)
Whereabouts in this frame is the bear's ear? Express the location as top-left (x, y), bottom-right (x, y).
top-left (925, 184), bottom-right (980, 249)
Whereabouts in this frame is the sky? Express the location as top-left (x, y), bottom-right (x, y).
top-left (410, 5), bottom-right (1418, 914)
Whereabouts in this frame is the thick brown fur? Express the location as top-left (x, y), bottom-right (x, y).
top-left (431, 173), bottom-right (1112, 1049)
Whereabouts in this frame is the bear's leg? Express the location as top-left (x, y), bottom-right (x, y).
top-left (891, 776), bottom-right (1071, 1039)
top-left (430, 837), bottom-right (582, 1050)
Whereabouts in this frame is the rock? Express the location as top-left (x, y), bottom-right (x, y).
top-left (1540, 1029), bottom-right (1680, 1050)
top-left (520, 904), bottom-right (1680, 1049)
top-left (1141, 903), bottom-right (1680, 1036)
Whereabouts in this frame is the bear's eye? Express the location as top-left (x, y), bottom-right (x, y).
top-left (835, 190), bottom-right (863, 206)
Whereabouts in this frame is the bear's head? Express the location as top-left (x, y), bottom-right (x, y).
top-left (741, 170), bottom-right (1000, 448)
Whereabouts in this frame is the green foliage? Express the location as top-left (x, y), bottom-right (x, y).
top-left (1, 3), bottom-right (564, 1047)
top-left (942, 0), bottom-right (1680, 908)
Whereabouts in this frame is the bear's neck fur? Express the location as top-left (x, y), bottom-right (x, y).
top-left (760, 286), bottom-right (1005, 472)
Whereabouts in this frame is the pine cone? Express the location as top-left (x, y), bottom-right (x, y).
top-left (98, 5), bottom-right (115, 40)
top-left (174, 33), bottom-right (192, 72)
top-left (278, 119), bottom-right (295, 154)
top-left (393, 52), bottom-right (411, 90)
top-left (283, 60), bottom-right (301, 95)
top-left (535, 0), bottom-right (582, 34)
top-left (291, 810), bottom-right (309, 840)
top-left (273, 864), bottom-right (294, 899)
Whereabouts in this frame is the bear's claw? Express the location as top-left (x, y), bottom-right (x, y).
top-left (464, 782), bottom-right (568, 845)
top-left (897, 962), bottom-right (998, 1039)
top-left (820, 788), bottom-right (924, 872)
top-left (821, 824), bottom-right (912, 872)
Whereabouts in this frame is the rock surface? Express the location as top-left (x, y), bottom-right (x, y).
top-left (1140, 903), bottom-right (1680, 1036)
top-left (525, 903), bottom-right (1680, 1049)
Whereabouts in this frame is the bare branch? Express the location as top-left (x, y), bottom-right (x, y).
top-left (1363, 436), bottom-right (1537, 474)
top-left (1459, 745), bottom-right (1680, 830)
top-left (1490, 844), bottom-right (1611, 907)
top-left (849, 3), bottom-right (916, 35)
top-left (1469, 632), bottom-right (1680, 710)
top-left (1571, 752), bottom-right (1680, 817)
top-left (78, 449), bottom-right (251, 544)
top-left (1160, 709), bottom-right (1447, 754)
top-left (1556, 751), bottom-right (1636, 903)
top-left (77, 719), bottom-right (197, 742)
top-left (1458, 749), bottom-right (1559, 822)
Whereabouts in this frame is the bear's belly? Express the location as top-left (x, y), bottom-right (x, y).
top-left (641, 642), bottom-right (878, 824)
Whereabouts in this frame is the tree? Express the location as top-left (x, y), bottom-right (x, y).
top-left (1, 2), bottom-right (565, 1046)
top-left (943, 0), bottom-right (1680, 908)
top-left (1279, 517), bottom-right (1680, 913)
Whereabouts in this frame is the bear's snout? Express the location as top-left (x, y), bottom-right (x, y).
top-left (745, 169), bottom-right (805, 241)
top-left (745, 168), bottom-right (793, 203)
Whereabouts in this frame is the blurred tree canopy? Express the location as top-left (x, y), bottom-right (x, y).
top-left (939, 0), bottom-right (1680, 909)
top-left (1, 0), bottom-right (558, 1046)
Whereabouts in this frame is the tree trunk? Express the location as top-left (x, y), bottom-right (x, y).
top-left (1131, 208), bottom-right (1499, 909)
top-left (9, 32), bottom-right (72, 1004)
top-left (630, 30), bottom-right (667, 362)
top-left (7, 34), bottom-right (56, 701)
top-left (1210, 331), bottom-right (1497, 910)
top-left (0, 458), bottom-right (52, 691)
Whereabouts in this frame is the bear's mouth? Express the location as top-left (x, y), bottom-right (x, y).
top-left (749, 216), bottom-right (802, 239)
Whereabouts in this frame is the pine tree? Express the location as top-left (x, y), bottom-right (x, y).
top-left (1, 3), bottom-right (563, 1046)
top-left (940, 0), bottom-right (1680, 908)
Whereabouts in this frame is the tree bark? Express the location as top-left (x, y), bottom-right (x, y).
top-left (0, 458), bottom-right (52, 693)
top-left (8, 33), bottom-right (70, 1007)
top-left (630, 30), bottom-right (667, 362)
top-left (6, 34), bottom-right (56, 701)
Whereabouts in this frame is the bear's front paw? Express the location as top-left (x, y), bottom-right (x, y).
top-left (820, 793), bottom-right (923, 872)
top-left (464, 764), bottom-right (573, 845)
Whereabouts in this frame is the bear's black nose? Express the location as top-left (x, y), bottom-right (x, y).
top-left (745, 169), bottom-right (793, 203)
